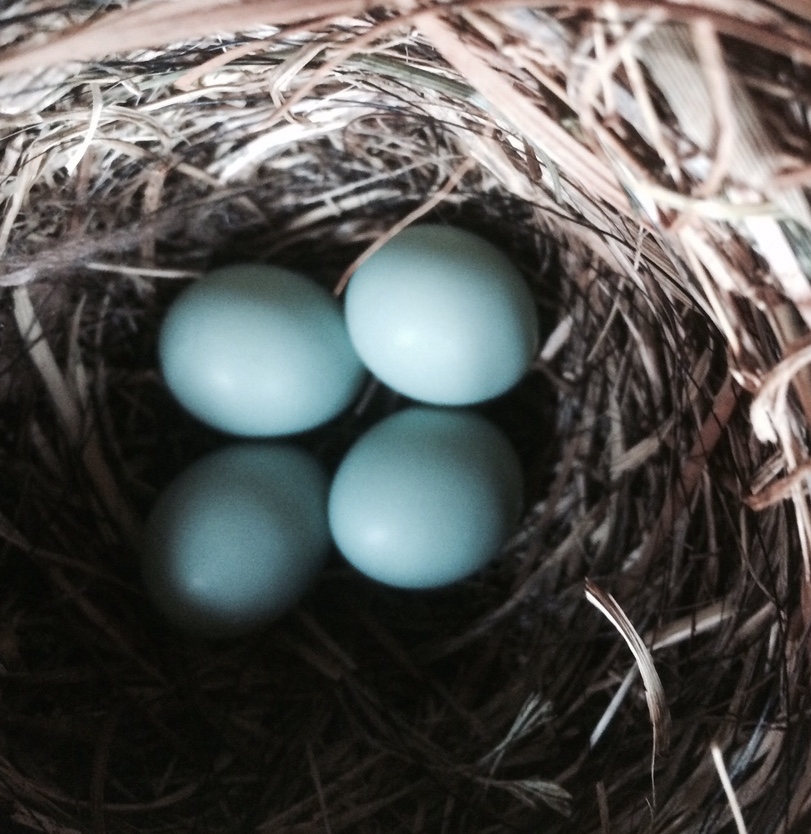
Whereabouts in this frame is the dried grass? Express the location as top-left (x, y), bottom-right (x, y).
top-left (0, 1), bottom-right (809, 833)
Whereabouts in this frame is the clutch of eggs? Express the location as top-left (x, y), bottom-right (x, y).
top-left (143, 226), bottom-right (539, 633)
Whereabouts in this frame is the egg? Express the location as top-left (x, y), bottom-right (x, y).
top-left (159, 263), bottom-right (366, 436)
top-left (141, 444), bottom-right (330, 637)
top-left (328, 407), bottom-right (523, 588)
top-left (344, 224), bottom-right (539, 405)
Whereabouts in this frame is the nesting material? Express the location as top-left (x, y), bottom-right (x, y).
top-left (0, 2), bottom-right (810, 833)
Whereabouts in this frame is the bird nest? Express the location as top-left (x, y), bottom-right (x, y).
top-left (0, 1), bottom-right (810, 833)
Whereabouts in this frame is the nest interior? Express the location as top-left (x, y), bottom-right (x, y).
top-left (0, 2), bottom-right (810, 833)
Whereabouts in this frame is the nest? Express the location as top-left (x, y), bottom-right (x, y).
top-left (0, 1), bottom-right (810, 832)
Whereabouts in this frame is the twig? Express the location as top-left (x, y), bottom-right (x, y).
top-left (334, 157), bottom-right (476, 295)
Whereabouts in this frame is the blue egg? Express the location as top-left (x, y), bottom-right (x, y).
top-left (159, 263), bottom-right (366, 436)
top-left (345, 225), bottom-right (539, 405)
top-left (141, 444), bottom-right (330, 637)
top-left (328, 407), bottom-right (523, 588)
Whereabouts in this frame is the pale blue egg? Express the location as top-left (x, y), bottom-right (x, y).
top-left (141, 444), bottom-right (330, 637)
top-left (345, 225), bottom-right (539, 405)
top-left (159, 263), bottom-right (366, 436)
top-left (328, 407), bottom-right (523, 588)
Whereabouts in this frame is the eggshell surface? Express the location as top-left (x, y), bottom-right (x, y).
top-left (345, 225), bottom-right (539, 405)
top-left (141, 444), bottom-right (330, 637)
top-left (159, 263), bottom-right (366, 436)
top-left (328, 407), bottom-right (523, 588)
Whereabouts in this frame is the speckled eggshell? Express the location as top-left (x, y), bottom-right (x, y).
top-left (344, 225), bottom-right (539, 405)
top-left (141, 443), bottom-right (330, 637)
top-left (159, 263), bottom-right (366, 436)
top-left (328, 407), bottom-right (524, 589)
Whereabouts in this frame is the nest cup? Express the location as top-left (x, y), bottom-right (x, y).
top-left (0, 2), bottom-right (810, 832)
